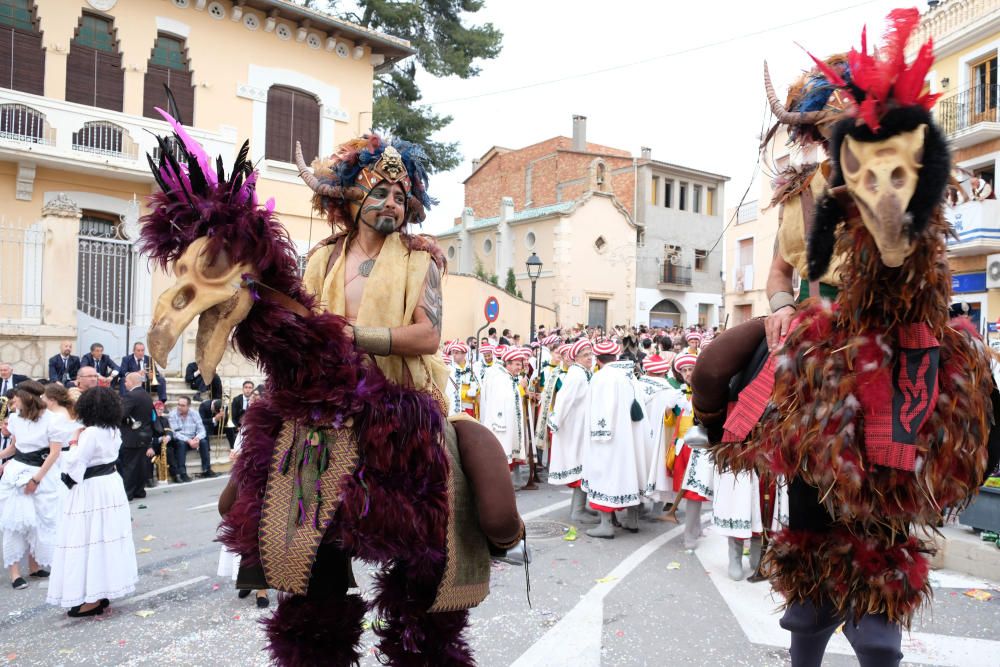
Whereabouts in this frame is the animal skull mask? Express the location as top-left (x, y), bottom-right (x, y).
top-left (146, 237), bottom-right (255, 384)
top-left (840, 125), bottom-right (925, 268)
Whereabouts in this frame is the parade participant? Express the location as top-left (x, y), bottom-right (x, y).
top-left (684, 331), bottom-right (702, 355)
top-left (135, 121), bottom-right (523, 664)
top-left (548, 339), bottom-right (597, 524)
top-left (707, 12), bottom-right (1000, 666)
top-left (474, 344), bottom-right (496, 381)
top-left (531, 336), bottom-right (565, 462)
top-left (480, 347), bottom-right (531, 472)
top-left (0, 381), bottom-right (61, 589)
top-left (662, 353), bottom-right (707, 549)
top-left (445, 342), bottom-right (480, 418)
top-left (634, 354), bottom-right (683, 506)
top-left (582, 340), bottom-right (649, 538)
top-left (46, 387), bottom-right (138, 617)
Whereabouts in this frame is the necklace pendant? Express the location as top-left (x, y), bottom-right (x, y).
top-left (359, 258), bottom-right (376, 277)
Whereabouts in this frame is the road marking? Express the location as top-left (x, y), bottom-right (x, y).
top-left (695, 532), bottom-right (1000, 667)
top-left (521, 499), bottom-right (571, 521)
top-left (143, 475), bottom-right (229, 495)
top-left (119, 575), bottom-right (210, 606)
top-left (511, 515), bottom-right (700, 667)
top-left (187, 501), bottom-right (218, 511)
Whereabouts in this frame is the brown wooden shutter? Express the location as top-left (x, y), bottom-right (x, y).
top-left (294, 92), bottom-right (320, 163)
top-left (143, 66), bottom-right (194, 123)
top-left (65, 45), bottom-right (96, 106)
top-left (0, 28), bottom-right (11, 89)
top-left (94, 50), bottom-right (123, 111)
top-left (167, 68), bottom-right (194, 123)
top-left (265, 87), bottom-right (294, 162)
top-left (0, 28), bottom-right (43, 95)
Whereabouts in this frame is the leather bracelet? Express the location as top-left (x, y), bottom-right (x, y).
top-left (30, 478), bottom-right (40, 485)
top-left (768, 291), bottom-right (796, 314)
top-left (353, 326), bottom-right (392, 356)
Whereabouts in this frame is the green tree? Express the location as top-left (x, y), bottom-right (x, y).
top-left (503, 267), bottom-right (517, 295)
top-left (299, 0), bottom-right (502, 172)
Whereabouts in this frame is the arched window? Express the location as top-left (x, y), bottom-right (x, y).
top-left (265, 85), bottom-right (320, 163)
top-left (66, 13), bottom-right (124, 111)
top-left (143, 33), bottom-right (194, 123)
top-left (0, 0), bottom-right (44, 95)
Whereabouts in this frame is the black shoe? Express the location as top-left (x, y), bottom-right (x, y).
top-left (256, 594), bottom-right (270, 609)
top-left (11, 577), bottom-right (27, 590)
top-left (99, 598), bottom-right (110, 608)
top-left (180, 474), bottom-right (193, 483)
top-left (67, 604), bottom-right (104, 618)
top-left (238, 589), bottom-right (252, 599)
top-left (133, 490), bottom-right (146, 499)
top-left (29, 569), bottom-right (49, 578)
top-left (201, 469), bottom-right (218, 479)
top-left (171, 474), bottom-right (182, 483)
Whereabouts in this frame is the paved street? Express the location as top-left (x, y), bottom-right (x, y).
top-left (1, 477), bottom-right (999, 667)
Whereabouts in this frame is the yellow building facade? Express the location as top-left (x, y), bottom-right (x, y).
top-left (0, 0), bottom-right (410, 382)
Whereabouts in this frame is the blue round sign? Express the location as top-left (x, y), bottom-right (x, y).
top-left (484, 296), bottom-right (500, 323)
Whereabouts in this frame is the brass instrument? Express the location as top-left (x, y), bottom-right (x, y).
top-left (0, 395), bottom-right (9, 422)
top-left (148, 358), bottom-right (159, 388)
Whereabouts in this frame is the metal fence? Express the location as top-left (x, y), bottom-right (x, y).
top-left (936, 84), bottom-right (999, 136)
top-left (77, 236), bottom-right (134, 326)
top-left (0, 103), bottom-right (55, 145)
top-left (72, 120), bottom-right (139, 161)
top-left (0, 217), bottom-right (44, 322)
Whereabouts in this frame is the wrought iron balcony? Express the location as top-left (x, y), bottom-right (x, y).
top-left (935, 84), bottom-right (1000, 149)
top-left (660, 262), bottom-right (693, 288)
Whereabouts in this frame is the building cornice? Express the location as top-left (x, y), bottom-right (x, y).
top-left (911, 0), bottom-right (1000, 60)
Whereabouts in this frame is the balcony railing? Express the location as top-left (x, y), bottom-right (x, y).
top-left (936, 84), bottom-right (1000, 136)
top-left (0, 103), bottom-right (55, 145)
top-left (660, 263), bottom-right (693, 287)
top-left (72, 121), bottom-right (139, 161)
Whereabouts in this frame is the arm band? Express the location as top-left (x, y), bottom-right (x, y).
top-left (768, 291), bottom-right (796, 314)
top-left (353, 326), bottom-right (392, 356)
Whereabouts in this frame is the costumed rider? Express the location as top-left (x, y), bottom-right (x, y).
top-left (581, 340), bottom-right (650, 539)
top-left (634, 353), bottom-right (683, 511)
top-left (701, 10), bottom-right (1000, 667)
top-left (445, 342), bottom-right (480, 419)
top-left (547, 339), bottom-right (598, 525)
top-left (480, 346), bottom-right (530, 476)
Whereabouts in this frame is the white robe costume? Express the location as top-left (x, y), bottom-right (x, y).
top-left (547, 364), bottom-right (591, 485)
top-left (634, 375), bottom-right (685, 501)
top-left (445, 362), bottom-right (480, 418)
top-left (480, 365), bottom-right (525, 464)
top-left (581, 364), bottom-right (647, 508)
top-left (532, 362), bottom-right (564, 453)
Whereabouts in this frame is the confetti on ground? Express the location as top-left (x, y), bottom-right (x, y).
top-left (595, 576), bottom-right (618, 584)
top-left (137, 504), bottom-right (147, 510)
top-left (171, 542), bottom-right (188, 549)
top-left (117, 640), bottom-right (126, 647)
top-left (136, 548), bottom-right (152, 554)
top-left (615, 630), bottom-right (625, 637)
top-left (233, 614), bottom-right (241, 620)
top-left (7, 654), bottom-right (16, 661)
top-left (212, 583), bottom-right (220, 591)
top-left (142, 535), bottom-right (156, 542)
top-left (58, 649), bottom-right (73, 655)
top-left (964, 588), bottom-right (992, 601)
top-left (135, 610), bottom-right (155, 618)
top-left (563, 526), bottom-right (578, 541)
top-left (666, 561), bottom-right (681, 570)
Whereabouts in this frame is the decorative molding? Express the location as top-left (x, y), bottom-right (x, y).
top-left (321, 105), bottom-right (349, 122)
top-left (156, 16), bottom-right (192, 38)
top-left (207, 2), bottom-right (225, 20)
top-left (231, 1), bottom-right (244, 21)
top-left (194, 0), bottom-right (207, 9)
top-left (42, 192), bottom-right (80, 218)
top-left (264, 10), bottom-right (279, 32)
top-left (243, 13), bottom-right (260, 31)
top-left (86, 0), bottom-right (118, 10)
top-left (237, 83), bottom-right (267, 102)
top-left (16, 162), bottom-right (35, 202)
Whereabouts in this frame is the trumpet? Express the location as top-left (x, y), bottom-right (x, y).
top-left (148, 358), bottom-right (159, 388)
top-left (0, 395), bottom-right (9, 422)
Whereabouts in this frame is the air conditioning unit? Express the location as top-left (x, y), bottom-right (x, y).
top-left (988, 254), bottom-right (1000, 288)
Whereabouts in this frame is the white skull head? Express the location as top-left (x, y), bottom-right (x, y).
top-left (147, 237), bottom-right (255, 384)
top-left (840, 124), bottom-right (926, 267)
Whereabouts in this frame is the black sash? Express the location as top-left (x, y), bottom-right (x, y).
top-left (61, 462), bottom-right (117, 490)
top-left (13, 449), bottom-right (46, 467)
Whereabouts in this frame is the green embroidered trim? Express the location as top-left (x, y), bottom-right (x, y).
top-left (580, 480), bottom-right (641, 506)
top-left (548, 465), bottom-right (582, 481)
top-left (713, 517), bottom-right (751, 530)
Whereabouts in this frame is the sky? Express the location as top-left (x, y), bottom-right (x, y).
top-left (415, 0), bottom-right (909, 236)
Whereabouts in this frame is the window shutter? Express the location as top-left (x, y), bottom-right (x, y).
top-left (94, 50), bottom-right (123, 111)
top-left (66, 45), bottom-right (97, 106)
top-left (265, 87), bottom-right (294, 162)
top-left (0, 28), bottom-right (11, 89)
top-left (11, 30), bottom-right (43, 95)
top-left (142, 65), bottom-right (169, 119)
top-left (167, 68), bottom-right (194, 123)
top-left (293, 92), bottom-right (320, 163)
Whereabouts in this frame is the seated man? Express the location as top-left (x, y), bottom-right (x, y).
top-left (48, 340), bottom-right (80, 386)
top-left (120, 342), bottom-right (167, 402)
top-left (199, 397), bottom-right (235, 448)
top-left (81, 342), bottom-right (121, 387)
top-left (166, 396), bottom-right (214, 482)
top-left (0, 362), bottom-right (29, 397)
top-left (185, 360), bottom-right (223, 400)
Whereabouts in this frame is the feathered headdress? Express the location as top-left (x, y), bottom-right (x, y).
top-left (295, 133), bottom-right (436, 227)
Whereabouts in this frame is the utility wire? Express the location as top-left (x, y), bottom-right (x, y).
top-left (425, 0), bottom-right (881, 107)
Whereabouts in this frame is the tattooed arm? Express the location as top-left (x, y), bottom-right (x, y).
top-left (363, 261), bottom-right (442, 357)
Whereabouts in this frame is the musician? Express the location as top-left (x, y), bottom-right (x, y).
top-left (119, 372), bottom-right (156, 500)
top-left (81, 343), bottom-right (121, 386)
top-left (445, 343), bottom-right (480, 418)
top-left (199, 397), bottom-right (235, 448)
top-left (0, 362), bottom-right (29, 397)
top-left (230, 380), bottom-right (254, 429)
top-left (185, 360), bottom-right (222, 400)
top-left (47, 340), bottom-right (80, 386)
top-left (119, 342), bottom-right (166, 402)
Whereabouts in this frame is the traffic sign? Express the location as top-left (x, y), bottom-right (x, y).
top-left (484, 296), bottom-right (500, 323)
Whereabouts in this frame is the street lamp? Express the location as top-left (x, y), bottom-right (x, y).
top-left (526, 252), bottom-right (543, 343)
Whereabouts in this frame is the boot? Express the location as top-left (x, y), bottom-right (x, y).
top-left (623, 506), bottom-right (639, 533)
top-left (747, 535), bottom-right (767, 583)
top-left (727, 537), bottom-right (745, 580)
top-left (683, 500), bottom-right (702, 550)
top-left (569, 487), bottom-right (599, 524)
top-left (585, 511), bottom-right (615, 539)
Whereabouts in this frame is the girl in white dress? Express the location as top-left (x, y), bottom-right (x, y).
top-left (43, 383), bottom-right (84, 484)
top-left (0, 380), bottom-right (61, 589)
top-left (46, 386), bottom-right (138, 616)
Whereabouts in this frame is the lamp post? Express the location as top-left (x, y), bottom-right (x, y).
top-left (523, 252), bottom-right (543, 490)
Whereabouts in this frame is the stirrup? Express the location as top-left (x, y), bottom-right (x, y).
top-left (684, 423), bottom-right (710, 449)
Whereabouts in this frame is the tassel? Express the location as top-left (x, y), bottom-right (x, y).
top-left (358, 465), bottom-right (370, 518)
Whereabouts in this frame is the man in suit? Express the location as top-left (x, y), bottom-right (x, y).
top-left (119, 372), bottom-right (156, 500)
top-left (48, 340), bottom-right (81, 386)
top-left (230, 380), bottom-right (255, 430)
top-left (199, 397), bottom-right (235, 448)
top-left (185, 360), bottom-right (222, 401)
top-left (81, 342), bottom-right (121, 387)
top-left (120, 341), bottom-right (167, 402)
top-left (0, 362), bottom-right (29, 397)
